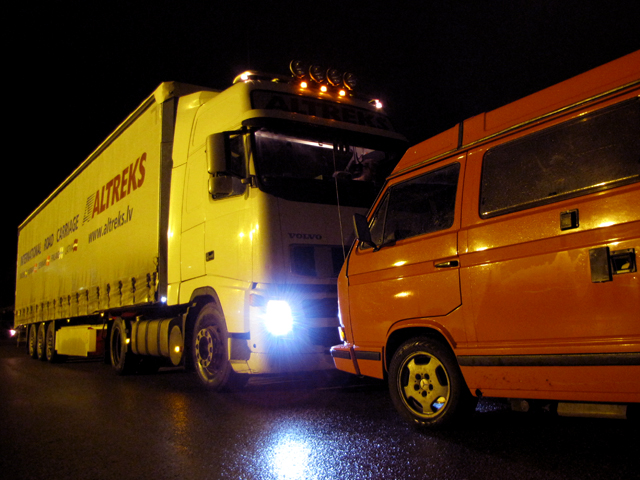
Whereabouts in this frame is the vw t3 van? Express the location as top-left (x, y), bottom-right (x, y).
top-left (331, 51), bottom-right (640, 427)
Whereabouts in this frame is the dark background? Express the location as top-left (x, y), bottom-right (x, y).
top-left (3, 1), bottom-right (639, 308)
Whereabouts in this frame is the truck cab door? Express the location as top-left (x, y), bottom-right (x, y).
top-left (181, 152), bottom-right (207, 280)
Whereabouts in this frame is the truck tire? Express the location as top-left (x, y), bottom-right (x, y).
top-left (388, 337), bottom-right (476, 428)
top-left (28, 324), bottom-right (38, 358)
top-left (45, 321), bottom-right (63, 363)
top-left (192, 303), bottom-right (233, 390)
top-left (110, 318), bottom-right (139, 375)
top-left (36, 322), bottom-right (47, 361)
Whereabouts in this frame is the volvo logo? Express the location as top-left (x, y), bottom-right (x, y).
top-left (289, 233), bottom-right (323, 240)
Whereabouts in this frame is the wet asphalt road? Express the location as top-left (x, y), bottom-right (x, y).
top-left (0, 339), bottom-right (636, 480)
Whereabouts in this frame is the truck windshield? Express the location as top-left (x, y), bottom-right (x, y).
top-left (253, 129), bottom-right (403, 207)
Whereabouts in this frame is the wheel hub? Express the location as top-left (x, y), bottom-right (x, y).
top-left (402, 354), bottom-right (450, 416)
top-left (418, 376), bottom-right (433, 395)
top-left (196, 328), bottom-right (216, 369)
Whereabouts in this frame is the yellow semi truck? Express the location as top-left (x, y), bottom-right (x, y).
top-left (15, 63), bottom-right (406, 388)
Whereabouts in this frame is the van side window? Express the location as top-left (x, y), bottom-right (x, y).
top-left (480, 98), bottom-right (640, 218)
top-left (365, 163), bottom-right (460, 248)
top-left (369, 194), bottom-right (389, 247)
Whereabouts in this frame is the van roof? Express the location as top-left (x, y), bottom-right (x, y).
top-left (393, 50), bottom-right (640, 175)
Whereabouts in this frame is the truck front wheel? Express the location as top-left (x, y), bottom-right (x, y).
top-left (192, 304), bottom-right (233, 390)
top-left (388, 337), bottom-right (476, 428)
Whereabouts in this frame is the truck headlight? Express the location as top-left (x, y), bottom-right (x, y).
top-left (264, 300), bottom-right (294, 336)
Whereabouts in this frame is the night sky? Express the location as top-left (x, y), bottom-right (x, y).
top-left (3, 1), bottom-right (639, 307)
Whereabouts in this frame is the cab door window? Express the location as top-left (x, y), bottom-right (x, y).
top-left (366, 163), bottom-right (460, 247)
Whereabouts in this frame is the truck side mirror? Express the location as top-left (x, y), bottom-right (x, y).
top-left (353, 213), bottom-right (378, 250)
top-left (207, 133), bottom-right (228, 176)
top-left (207, 133), bottom-right (234, 198)
top-left (208, 176), bottom-right (233, 197)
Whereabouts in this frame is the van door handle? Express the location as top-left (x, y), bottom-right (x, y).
top-left (435, 260), bottom-right (459, 268)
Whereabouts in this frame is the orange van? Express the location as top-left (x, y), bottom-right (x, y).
top-left (331, 51), bottom-right (640, 427)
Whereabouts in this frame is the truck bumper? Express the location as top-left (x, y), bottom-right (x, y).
top-left (237, 348), bottom-right (336, 374)
top-left (231, 320), bottom-right (340, 375)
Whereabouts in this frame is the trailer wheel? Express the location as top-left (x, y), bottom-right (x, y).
top-left (110, 318), bottom-right (138, 375)
top-left (36, 322), bottom-right (47, 361)
top-left (388, 337), bottom-right (476, 428)
top-left (45, 321), bottom-right (63, 363)
top-left (192, 304), bottom-right (233, 390)
top-left (28, 324), bottom-right (38, 358)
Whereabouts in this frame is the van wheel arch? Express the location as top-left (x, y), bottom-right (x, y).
top-left (386, 327), bottom-right (455, 374)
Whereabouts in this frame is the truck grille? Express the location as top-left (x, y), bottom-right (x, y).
top-left (307, 327), bottom-right (341, 347)
top-left (300, 298), bottom-right (339, 318)
top-left (290, 245), bottom-right (345, 277)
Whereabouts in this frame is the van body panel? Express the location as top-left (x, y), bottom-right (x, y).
top-left (347, 232), bottom-right (462, 348)
top-left (394, 124), bottom-right (460, 172)
top-left (459, 365), bottom-right (640, 403)
top-left (352, 346), bottom-right (385, 378)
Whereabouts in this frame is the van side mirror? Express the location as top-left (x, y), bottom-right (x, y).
top-left (353, 213), bottom-right (378, 250)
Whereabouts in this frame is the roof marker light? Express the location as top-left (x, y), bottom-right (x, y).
top-left (327, 68), bottom-right (342, 86)
top-left (290, 60), bottom-right (308, 78)
top-left (309, 65), bottom-right (326, 83)
top-left (343, 72), bottom-right (357, 90)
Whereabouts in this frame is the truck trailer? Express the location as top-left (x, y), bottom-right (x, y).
top-left (15, 62), bottom-right (407, 388)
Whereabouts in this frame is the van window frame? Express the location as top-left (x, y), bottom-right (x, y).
top-left (361, 162), bottom-right (461, 249)
top-left (479, 97), bottom-right (640, 219)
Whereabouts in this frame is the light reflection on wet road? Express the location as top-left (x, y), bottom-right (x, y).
top-left (0, 341), bottom-right (635, 480)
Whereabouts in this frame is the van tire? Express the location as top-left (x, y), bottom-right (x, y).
top-left (389, 337), bottom-right (476, 428)
top-left (192, 303), bottom-right (233, 390)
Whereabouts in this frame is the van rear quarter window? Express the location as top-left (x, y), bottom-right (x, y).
top-left (480, 98), bottom-right (640, 218)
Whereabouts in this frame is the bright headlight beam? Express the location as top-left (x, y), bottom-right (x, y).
top-left (264, 300), bottom-right (294, 336)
